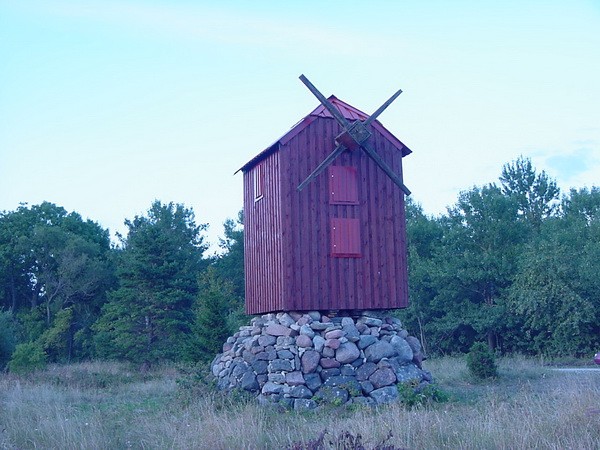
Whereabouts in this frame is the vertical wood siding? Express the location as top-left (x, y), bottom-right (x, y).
top-left (244, 152), bottom-right (284, 314)
top-left (244, 116), bottom-right (408, 314)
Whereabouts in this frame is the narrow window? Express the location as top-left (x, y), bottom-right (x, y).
top-left (329, 166), bottom-right (359, 205)
top-left (331, 218), bottom-right (361, 257)
top-left (254, 163), bottom-right (264, 201)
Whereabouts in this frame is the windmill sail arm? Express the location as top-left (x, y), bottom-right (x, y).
top-left (297, 143), bottom-right (347, 191)
top-left (364, 89), bottom-right (402, 126)
top-left (362, 143), bottom-right (411, 196)
top-left (299, 75), bottom-right (351, 130)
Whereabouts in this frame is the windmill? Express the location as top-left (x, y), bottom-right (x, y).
top-left (238, 75), bottom-right (413, 314)
top-left (297, 75), bottom-right (411, 196)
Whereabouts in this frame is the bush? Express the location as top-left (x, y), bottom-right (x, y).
top-left (397, 380), bottom-right (450, 408)
top-left (8, 342), bottom-right (48, 375)
top-left (466, 342), bottom-right (498, 379)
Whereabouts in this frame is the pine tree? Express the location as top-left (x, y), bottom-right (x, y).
top-left (94, 201), bottom-right (207, 365)
top-left (189, 268), bottom-right (232, 362)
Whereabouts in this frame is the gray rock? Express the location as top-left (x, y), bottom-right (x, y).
top-left (276, 336), bottom-right (296, 346)
top-left (390, 336), bottom-right (413, 363)
top-left (358, 335), bottom-right (377, 349)
top-left (340, 365), bottom-right (356, 376)
top-left (261, 381), bottom-right (284, 395)
top-left (364, 341), bottom-right (396, 363)
top-left (307, 311), bottom-right (321, 321)
top-left (395, 363), bottom-right (424, 383)
top-left (301, 350), bottom-right (320, 373)
top-left (269, 359), bottom-right (293, 372)
top-left (304, 373), bottom-right (322, 392)
top-left (242, 350), bottom-right (257, 364)
top-left (240, 371), bottom-right (259, 391)
top-left (324, 376), bottom-right (362, 396)
top-left (322, 347), bottom-right (335, 358)
top-left (315, 386), bottom-right (349, 405)
top-left (335, 342), bottom-right (360, 364)
top-left (325, 329), bottom-right (344, 340)
top-left (405, 336), bottom-right (422, 354)
top-left (289, 385), bottom-right (313, 399)
top-left (341, 317), bottom-right (355, 327)
top-left (299, 324), bottom-right (315, 338)
top-left (251, 360), bottom-right (268, 375)
top-left (296, 334), bottom-right (313, 348)
top-left (265, 323), bottom-right (291, 337)
top-left (325, 338), bottom-right (341, 349)
top-left (370, 386), bottom-right (398, 405)
top-left (310, 321), bottom-right (330, 331)
top-left (360, 380), bottom-right (374, 394)
top-left (258, 335), bottom-right (277, 347)
top-left (369, 368), bottom-right (397, 389)
top-left (342, 324), bottom-right (361, 342)
top-left (267, 373), bottom-right (285, 383)
top-left (313, 335), bottom-right (326, 352)
top-left (285, 371), bottom-right (305, 386)
top-left (294, 398), bottom-right (318, 411)
top-left (320, 358), bottom-right (341, 369)
top-left (277, 349), bottom-right (294, 359)
top-left (320, 368), bottom-right (341, 381)
top-left (277, 313), bottom-right (295, 327)
top-left (362, 317), bottom-right (383, 327)
top-left (356, 361), bottom-right (377, 381)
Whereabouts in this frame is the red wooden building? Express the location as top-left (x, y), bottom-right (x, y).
top-left (238, 86), bottom-right (412, 315)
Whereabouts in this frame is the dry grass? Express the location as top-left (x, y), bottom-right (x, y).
top-left (1, 358), bottom-right (599, 449)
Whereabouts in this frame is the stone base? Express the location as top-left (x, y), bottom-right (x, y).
top-left (211, 311), bottom-right (432, 410)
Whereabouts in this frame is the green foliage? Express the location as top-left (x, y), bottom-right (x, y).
top-left (0, 310), bottom-right (18, 370)
top-left (0, 202), bottom-right (115, 362)
top-left (466, 342), bottom-right (498, 379)
top-left (397, 380), bottom-right (450, 408)
top-left (39, 307), bottom-right (74, 362)
top-left (8, 342), bottom-right (47, 374)
top-left (189, 268), bottom-right (234, 362)
top-left (94, 201), bottom-right (207, 365)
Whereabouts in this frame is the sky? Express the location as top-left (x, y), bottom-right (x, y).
top-left (1, 0), bottom-right (599, 251)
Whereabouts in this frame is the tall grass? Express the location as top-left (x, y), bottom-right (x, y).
top-left (1, 358), bottom-right (598, 449)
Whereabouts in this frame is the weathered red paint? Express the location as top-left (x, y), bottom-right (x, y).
top-left (240, 96), bottom-right (411, 315)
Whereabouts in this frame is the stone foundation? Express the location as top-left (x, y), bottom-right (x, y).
top-left (211, 311), bottom-right (432, 410)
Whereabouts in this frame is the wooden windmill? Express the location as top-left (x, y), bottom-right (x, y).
top-left (238, 75), bottom-right (412, 315)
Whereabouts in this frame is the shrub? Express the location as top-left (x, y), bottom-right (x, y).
top-left (466, 342), bottom-right (498, 379)
top-left (8, 342), bottom-right (48, 375)
top-left (397, 380), bottom-right (450, 408)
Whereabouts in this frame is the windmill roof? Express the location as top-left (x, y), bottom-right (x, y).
top-left (237, 95), bottom-right (412, 173)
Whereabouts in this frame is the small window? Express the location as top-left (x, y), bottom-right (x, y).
top-left (329, 166), bottom-right (359, 205)
top-left (331, 218), bottom-right (361, 257)
top-left (254, 163), bottom-right (264, 201)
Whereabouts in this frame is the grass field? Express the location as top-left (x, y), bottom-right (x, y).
top-left (1, 357), bottom-right (598, 449)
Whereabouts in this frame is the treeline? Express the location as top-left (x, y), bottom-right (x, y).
top-left (0, 201), bottom-right (245, 372)
top-left (400, 157), bottom-right (600, 357)
top-left (1, 157), bottom-right (599, 373)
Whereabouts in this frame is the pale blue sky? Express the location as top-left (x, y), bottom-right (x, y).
top-left (1, 1), bottom-right (599, 249)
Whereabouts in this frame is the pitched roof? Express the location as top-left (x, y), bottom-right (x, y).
top-left (237, 95), bottom-right (412, 173)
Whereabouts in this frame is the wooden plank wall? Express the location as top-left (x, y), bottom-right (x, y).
top-left (277, 117), bottom-right (409, 313)
top-left (243, 151), bottom-right (284, 314)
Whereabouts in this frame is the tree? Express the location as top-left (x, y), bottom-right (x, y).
top-left (499, 156), bottom-right (560, 228)
top-left (94, 201), bottom-right (207, 365)
top-left (0, 202), bottom-right (115, 361)
top-left (508, 188), bottom-right (600, 355)
top-left (211, 211), bottom-right (248, 332)
top-left (188, 267), bottom-right (233, 362)
top-left (430, 184), bottom-right (526, 352)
